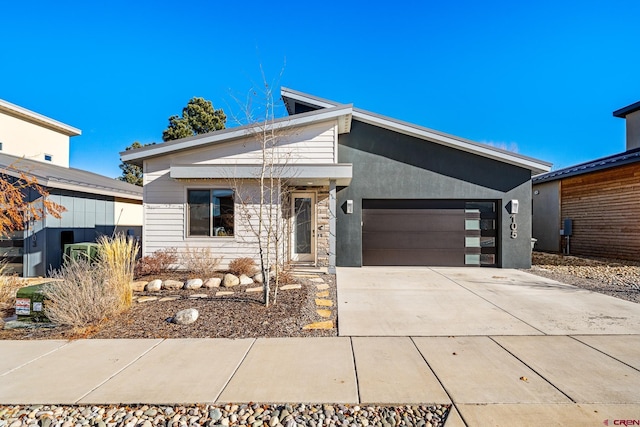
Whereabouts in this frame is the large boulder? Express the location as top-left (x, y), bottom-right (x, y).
top-left (239, 274), bottom-right (254, 285)
top-left (222, 274), bottom-right (240, 288)
top-left (130, 281), bottom-right (148, 292)
top-left (173, 308), bottom-right (199, 325)
top-left (145, 279), bottom-right (162, 292)
top-left (252, 273), bottom-right (264, 284)
top-left (163, 279), bottom-right (184, 290)
top-left (184, 278), bottom-right (203, 290)
top-left (203, 277), bottom-right (222, 288)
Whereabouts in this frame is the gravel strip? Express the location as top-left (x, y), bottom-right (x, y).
top-left (526, 252), bottom-right (640, 304)
top-left (0, 404), bottom-right (450, 427)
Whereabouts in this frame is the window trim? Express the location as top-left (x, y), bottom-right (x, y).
top-left (185, 187), bottom-right (235, 239)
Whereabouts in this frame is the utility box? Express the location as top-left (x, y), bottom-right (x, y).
top-left (15, 283), bottom-right (49, 322)
top-left (63, 242), bottom-right (100, 264)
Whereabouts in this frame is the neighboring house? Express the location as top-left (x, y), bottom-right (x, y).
top-left (533, 100), bottom-right (640, 260)
top-left (121, 87), bottom-right (551, 272)
top-left (0, 99), bottom-right (143, 277)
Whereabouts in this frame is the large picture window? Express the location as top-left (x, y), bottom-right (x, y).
top-left (187, 189), bottom-right (234, 237)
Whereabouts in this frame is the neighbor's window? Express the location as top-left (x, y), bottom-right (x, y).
top-left (187, 189), bottom-right (234, 237)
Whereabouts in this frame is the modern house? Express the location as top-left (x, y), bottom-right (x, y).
top-left (0, 99), bottom-right (143, 276)
top-left (533, 100), bottom-right (640, 260)
top-left (121, 88), bottom-right (551, 272)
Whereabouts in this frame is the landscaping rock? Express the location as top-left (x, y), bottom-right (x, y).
top-left (137, 296), bottom-right (158, 303)
top-left (281, 284), bottom-right (302, 290)
top-left (252, 273), bottom-right (264, 284)
top-left (173, 308), bottom-right (199, 325)
top-left (130, 281), bottom-right (148, 292)
top-left (239, 274), bottom-right (254, 285)
top-left (203, 278), bottom-right (221, 288)
top-left (245, 286), bottom-right (262, 293)
top-left (222, 274), bottom-right (240, 287)
top-left (162, 279), bottom-right (184, 290)
top-left (184, 279), bottom-right (203, 290)
top-left (146, 279), bottom-right (162, 292)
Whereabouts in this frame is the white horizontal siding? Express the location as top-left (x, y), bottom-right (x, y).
top-left (169, 121), bottom-right (337, 166)
top-left (142, 166), bottom-right (284, 269)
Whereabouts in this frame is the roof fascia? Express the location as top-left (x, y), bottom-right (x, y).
top-left (121, 104), bottom-right (353, 166)
top-left (613, 101), bottom-right (640, 118)
top-left (280, 88), bottom-right (552, 174)
top-left (0, 99), bottom-right (82, 136)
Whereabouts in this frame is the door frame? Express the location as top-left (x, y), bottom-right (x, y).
top-left (290, 191), bottom-right (316, 264)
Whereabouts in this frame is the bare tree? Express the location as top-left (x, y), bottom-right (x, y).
top-left (229, 68), bottom-right (296, 307)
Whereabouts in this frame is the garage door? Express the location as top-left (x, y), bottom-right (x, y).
top-left (362, 200), bottom-right (498, 267)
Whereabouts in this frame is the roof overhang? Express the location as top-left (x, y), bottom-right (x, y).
top-left (170, 163), bottom-right (353, 186)
top-left (613, 101), bottom-right (640, 118)
top-left (0, 99), bottom-right (81, 136)
top-left (281, 87), bottom-right (552, 175)
top-left (121, 104), bottom-right (353, 167)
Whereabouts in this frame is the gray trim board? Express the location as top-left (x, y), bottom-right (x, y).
top-left (170, 163), bottom-right (353, 186)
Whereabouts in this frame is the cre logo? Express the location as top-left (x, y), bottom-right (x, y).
top-left (604, 420), bottom-right (640, 426)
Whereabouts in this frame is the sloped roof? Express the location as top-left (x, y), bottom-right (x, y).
top-left (613, 100), bottom-right (640, 118)
top-left (0, 152), bottom-right (142, 200)
top-left (281, 87), bottom-right (552, 175)
top-left (533, 147), bottom-right (640, 184)
top-left (121, 104), bottom-right (353, 166)
top-left (0, 98), bottom-right (81, 137)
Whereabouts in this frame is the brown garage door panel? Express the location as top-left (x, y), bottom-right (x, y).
top-left (363, 209), bottom-right (464, 232)
top-left (362, 249), bottom-right (463, 266)
top-left (362, 231), bottom-right (465, 250)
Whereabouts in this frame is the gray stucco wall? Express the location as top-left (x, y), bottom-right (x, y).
top-left (335, 121), bottom-right (534, 268)
top-left (532, 180), bottom-right (561, 252)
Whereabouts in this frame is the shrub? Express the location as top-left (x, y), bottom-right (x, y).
top-left (44, 259), bottom-right (118, 328)
top-left (97, 234), bottom-right (139, 311)
top-left (276, 264), bottom-right (296, 286)
top-left (0, 261), bottom-right (23, 318)
top-left (228, 257), bottom-right (258, 277)
top-left (180, 245), bottom-right (222, 278)
top-left (135, 247), bottom-right (178, 278)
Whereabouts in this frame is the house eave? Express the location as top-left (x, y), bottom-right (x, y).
top-left (170, 163), bottom-right (353, 186)
top-left (121, 105), bottom-right (353, 167)
top-left (0, 98), bottom-right (81, 136)
top-left (281, 87), bottom-right (552, 175)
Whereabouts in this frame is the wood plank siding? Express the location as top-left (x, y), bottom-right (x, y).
top-left (561, 162), bottom-right (640, 260)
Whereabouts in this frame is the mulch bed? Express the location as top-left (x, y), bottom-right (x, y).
top-left (0, 273), bottom-right (337, 340)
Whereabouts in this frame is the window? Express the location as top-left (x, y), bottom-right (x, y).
top-left (0, 142), bottom-right (3, 150)
top-left (187, 189), bottom-right (234, 237)
top-left (44, 154), bottom-right (52, 161)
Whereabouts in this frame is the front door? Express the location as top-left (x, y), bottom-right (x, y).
top-left (291, 192), bottom-right (316, 263)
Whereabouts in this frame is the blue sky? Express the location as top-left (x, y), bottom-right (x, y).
top-left (2, 0), bottom-right (639, 178)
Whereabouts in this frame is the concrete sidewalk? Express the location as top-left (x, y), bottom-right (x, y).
top-left (1, 336), bottom-right (639, 426)
top-left (2, 267), bottom-right (640, 425)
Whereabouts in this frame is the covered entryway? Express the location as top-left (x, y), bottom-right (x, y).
top-left (362, 199), bottom-right (498, 267)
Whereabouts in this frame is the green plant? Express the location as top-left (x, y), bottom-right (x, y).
top-left (134, 247), bottom-right (178, 278)
top-left (180, 245), bottom-right (222, 278)
top-left (44, 259), bottom-right (117, 328)
top-left (228, 257), bottom-right (258, 277)
top-left (97, 234), bottom-right (139, 311)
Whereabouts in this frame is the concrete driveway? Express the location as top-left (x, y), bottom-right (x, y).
top-left (336, 266), bottom-right (640, 336)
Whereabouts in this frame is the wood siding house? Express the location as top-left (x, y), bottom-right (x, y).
top-left (532, 100), bottom-right (640, 260)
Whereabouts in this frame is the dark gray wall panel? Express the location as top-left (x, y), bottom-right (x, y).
top-left (336, 121), bottom-right (533, 268)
